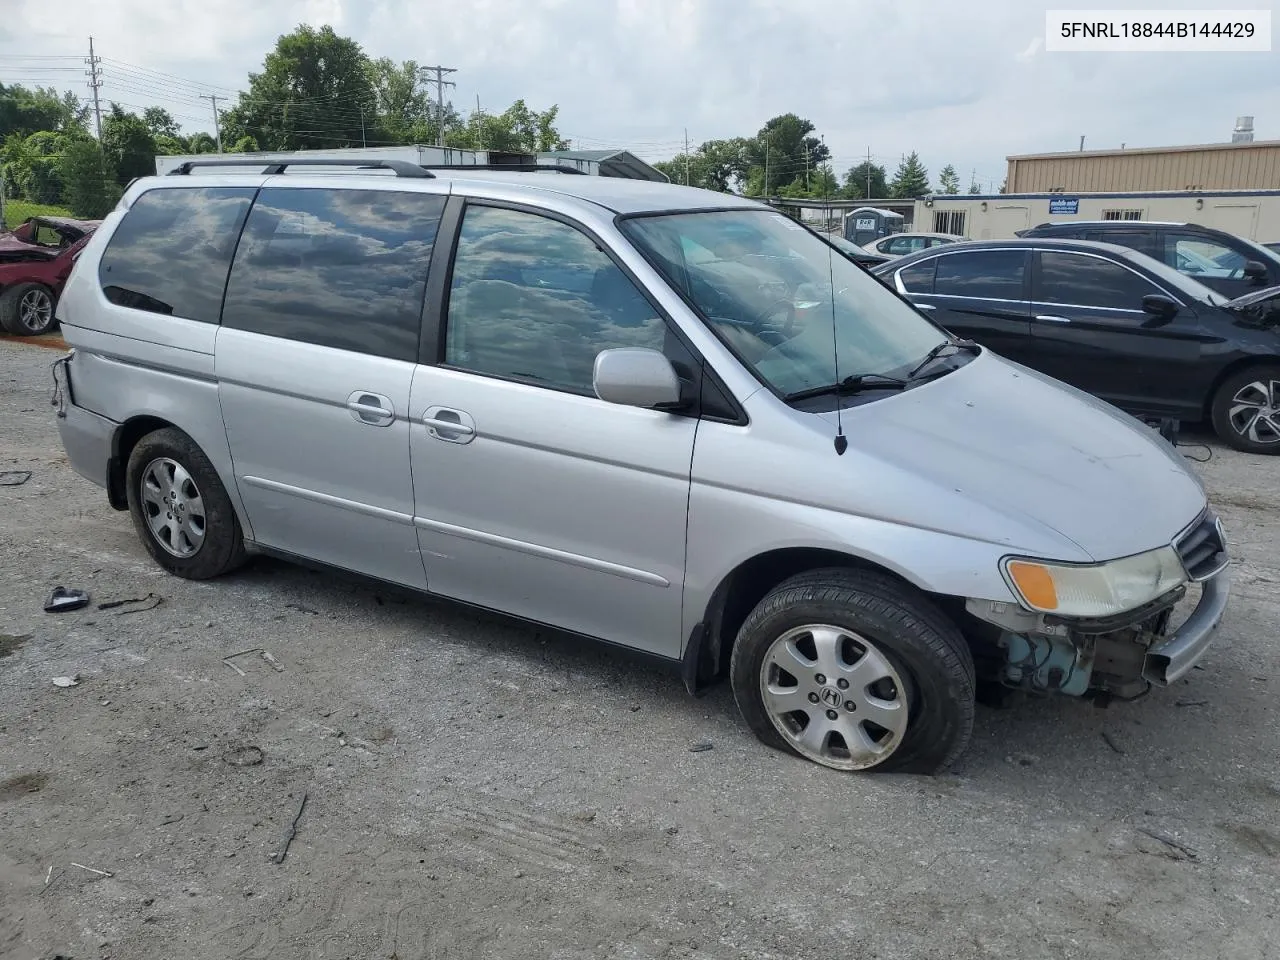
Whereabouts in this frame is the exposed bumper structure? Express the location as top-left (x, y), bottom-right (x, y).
top-left (1143, 566), bottom-right (1231, 685)
top-left (52, 354), bottom-right (116, 491)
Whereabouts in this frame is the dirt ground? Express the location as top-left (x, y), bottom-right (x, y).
top-left (1, 336), bottom-right (1278, 960)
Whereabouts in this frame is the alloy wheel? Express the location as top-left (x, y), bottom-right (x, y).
top-left (17, 289), bottom-right (53, 333)
top-left (1227, 379), bottom-right (1280, 446)
top-left (759, 623), bottom-right (909, 770)
top-left (140, 457), bottom-right (206, 557)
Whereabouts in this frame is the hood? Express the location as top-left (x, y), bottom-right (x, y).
top-left (812, 351), bottom-right (1206, 562)
top-left (1222, 284), bottom-right (1280, 310)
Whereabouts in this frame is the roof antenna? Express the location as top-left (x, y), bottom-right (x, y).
top-left (825, 192), bottom-right (847, 455)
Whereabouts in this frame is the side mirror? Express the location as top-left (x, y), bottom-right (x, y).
top-left (593, 348), bottom-right (682, 409)
top-left (1244, 259), bottom-right (1268, 283)
top-left (1141, 294), bottom-right (1179, 326)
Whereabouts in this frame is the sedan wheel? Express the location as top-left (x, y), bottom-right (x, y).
top-left (760, 624), bottom-right (909, 770)
top-left (18, 287), bottom-right (54, 334)
top-left (1211, 365), bottom-right (1280, 454)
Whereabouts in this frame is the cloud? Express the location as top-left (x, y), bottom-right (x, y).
top-left (3, 0), bottom-right (1278, 194)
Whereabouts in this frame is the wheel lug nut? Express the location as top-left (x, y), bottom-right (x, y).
top-left (825, 709), bottom-right (838, 721)
top-left (837, 678), bottom-right (849, 689)
top-left (845, 700), bottom-right (856, 712)
top-left (815, 674), bottom-right (826, 684)
top-left (807, 692), bottom-right (819, 704)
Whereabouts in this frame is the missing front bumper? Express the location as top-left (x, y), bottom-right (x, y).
top-left (1142, 567), bottom-right (1231, 685)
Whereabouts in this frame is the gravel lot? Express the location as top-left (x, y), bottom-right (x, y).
top-left (1, 336), bottom-right (1278, 960)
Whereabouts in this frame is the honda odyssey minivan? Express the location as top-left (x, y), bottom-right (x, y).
top-left (51, 158), bottom-right (1230, 774)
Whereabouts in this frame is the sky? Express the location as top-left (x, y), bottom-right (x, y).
top-left (1, 0), bottom-right (1277, 193)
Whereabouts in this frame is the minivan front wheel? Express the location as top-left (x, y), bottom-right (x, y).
top-left (730, 568), bottom-right (975, 774)
top-left (125, 428), bottom-right (247, 579)
top-left (1211, 365), bottom-right (1280, 454)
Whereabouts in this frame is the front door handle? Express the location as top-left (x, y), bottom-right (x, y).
top-left (1034, 314), bottom-right (1072, 324)
top-left (346, 391), bottom-right (395, 426)
top-left (423, 405), bottom-right (477, 444)
top-left (914, 303), bottom-right (936, 311)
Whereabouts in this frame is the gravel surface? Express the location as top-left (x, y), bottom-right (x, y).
top-left (1, 337), bottom-right (1278, 960)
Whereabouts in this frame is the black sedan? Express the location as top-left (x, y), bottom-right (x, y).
top-left (871, 238), bottom-right (1280, 453)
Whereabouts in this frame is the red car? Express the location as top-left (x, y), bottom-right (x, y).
top-left (0, 216), bottom-right (100, 335)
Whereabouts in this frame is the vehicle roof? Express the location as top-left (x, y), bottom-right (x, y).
top-left (141, 168), bottom-right (769, 216)
top-left (869, 236), bottom-right (1162, 269)
top-left (1028, 219), bottom-right (1188, 230)
top-left (29, 215), bottom-right (101, 232)
top-left (882, 231), bottom-right (966, 239)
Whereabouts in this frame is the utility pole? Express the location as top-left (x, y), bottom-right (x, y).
top-left (804, 144), bottom-right (810, 191)
top-left (475, 95), bottom-right (484, 151)
top-left (200, 94), bottom-right (223, 153)
top-left (763, 131), bottom-right (769, 198)
top-left (1079, 134), bottom-right (1086, 151)
top-left (419, 65), bottom-right (456, 148)
top-left (865, 146), bottom-right (872, 199)
top-left (683, 128), bottom-right (690, 186)
top-left (85, 36), bottom-right (103, 140)
top-left (358, 103), bottom-right (367, 148)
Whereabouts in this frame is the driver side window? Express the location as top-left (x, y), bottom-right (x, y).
top-left (1166, 234), bottom-right (1243, 279)
top-left (444, 205), bottom-right (670, 394)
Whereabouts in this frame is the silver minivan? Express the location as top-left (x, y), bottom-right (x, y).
top-left (51, 158), bottom-right (1230, 774)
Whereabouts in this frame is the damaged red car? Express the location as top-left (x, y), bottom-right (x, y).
top-left (0, 216), bottom-right (100, 335)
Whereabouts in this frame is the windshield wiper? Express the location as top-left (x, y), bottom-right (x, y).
top-left (785, 373), bottom-right (907, 402)
top-left (905, 338), bottom-right (980, 381)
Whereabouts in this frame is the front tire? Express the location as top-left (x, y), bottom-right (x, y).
top-left (730, 568), bottom-right (975, 774)
top-left (125, 428), bottom-right (247, 579)
top-left (1211, 365), bottom-right (1280, 454)
top-left (0, 283), bottom-right (57, 335)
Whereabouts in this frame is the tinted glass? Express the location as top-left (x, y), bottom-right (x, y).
top-left (99, 187), bottom-right (255, 323)
top-left (886, 236), bottom-right (927, 255)
top-left (898, 258), bottom-right (936, 293)
top-left (621, 210), bottom-right (947, 398)
top-left (1166, 234), bottom-right (1245, 279)
top-left (445, 206), bottom-right (668, 393)
top-left (1037, 252), bottom-right (1156, 308)
top-left (934, 250), bottom-right (1025, 299)
top-left (1084, 230), bottom-right (1157, 258)
top-left (222, 188), bottom-right (444, 361)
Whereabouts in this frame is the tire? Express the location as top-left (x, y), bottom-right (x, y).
top-left (125, 427), bottom-right (247, 579)
top-left (730, 567), bottom-right (975, 774)
top-left (1210, 364), bottom-right (1280, 454)
top-left (0, 282), bottom-right (57, 335)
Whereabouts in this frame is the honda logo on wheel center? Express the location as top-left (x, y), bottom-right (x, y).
top-left (819, 687), bottom-right (842, 708)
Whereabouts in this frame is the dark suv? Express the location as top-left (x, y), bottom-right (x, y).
top-left (872, 238), bottom-right (1280, 453)
top-left (1018, 220), bottom-right (1280, 300)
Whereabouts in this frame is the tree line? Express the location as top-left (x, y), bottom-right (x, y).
top-left (1, 24), bottom-right (570, 219)
top-left (653, 115), bottom-right (988, 201)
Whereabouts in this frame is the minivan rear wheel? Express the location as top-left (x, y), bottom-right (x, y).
top-left (730, 568), bottom-right (975, 774)
top-left (1210, 365), bottom-right (1280, 454)
top-left (125, 428), bottom-right (247, 579)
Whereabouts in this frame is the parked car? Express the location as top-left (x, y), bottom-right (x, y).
top-left (826, 235), bottom-right (893, 267)
top-left (0, 217), bottom-right (99, 335)
top-left (1263, 241), bottom-right (1280, 255)
top-left (1018, 219), bottom-right (1280, 299)
top-left (872, 238), bottom-right (1280, 452)
top-left (862, 231), bottom-right (965, 258)
top-left (51, 159), bottom-right (1229, 774)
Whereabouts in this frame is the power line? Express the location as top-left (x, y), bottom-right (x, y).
top-left (418, 65), bottom-right (456, 147)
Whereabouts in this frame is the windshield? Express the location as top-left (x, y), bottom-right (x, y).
top-left (1123, 251), bottom-right (1230, 306)
top-left (620, 210), bottom-right (948, 397)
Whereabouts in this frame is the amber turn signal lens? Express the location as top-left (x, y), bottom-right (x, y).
top-left (1006, 561), bottom-right (1059, 611)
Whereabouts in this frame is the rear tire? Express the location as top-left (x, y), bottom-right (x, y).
top-left (125, 428), bottom-right (247, 579)
top-left (0, 282), bottom-right (57, 335)
top-left (730, 568), bottom-right (975, 774)
top-left (1210, 365), bottom-right (1280, 454)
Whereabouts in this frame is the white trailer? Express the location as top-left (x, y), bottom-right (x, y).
top-left (914, 190), bottom-right (1280, 243)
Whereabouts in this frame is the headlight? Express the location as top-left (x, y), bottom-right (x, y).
top-left (1002, 546), bottom-right (1186, 619)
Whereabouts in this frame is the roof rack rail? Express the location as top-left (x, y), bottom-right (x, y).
top-left (165, 158), bottom-right (434, 178)
top-left (422, 162), bottom-right (587, 175)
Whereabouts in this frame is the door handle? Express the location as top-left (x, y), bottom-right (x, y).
top-left (915, 303), bottom-right (936, 311)
top-left (423, 405), bottom-right (477, 444)
top-left (346, 391), bottom-right (395, 426)
top-left (1034, 314), bottom-right (1072, 324)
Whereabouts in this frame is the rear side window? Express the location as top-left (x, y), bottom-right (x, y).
top-left (1035, 252), bottom-right (1157, 309)
top-left (897, 258), bottom-right (936, 293)
top-left (934, 250), bottom-right (1025, 300)
top-left (98, 187), bottom-right (255, 323)
top-left (222, 188), bottom-right (445, 362)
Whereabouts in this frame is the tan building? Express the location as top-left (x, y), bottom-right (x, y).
top-left (1006, 139), bottom-right (1280, 193)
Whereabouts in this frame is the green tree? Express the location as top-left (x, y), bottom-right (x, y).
top-left (232, 134), bottom-right (260, 153)
top-left (186, 132), bottom-right (218, 154)
top-left (889, 151), bottom-right (929, 198)
top-left (154, 134), bottom-right (189, 156)
top-left (0, 83), bottom-right (86, 141)
top-left (2, 130), bottom-right (75, 204)
top-left (143, 107), bottom-right (181, 140)
top-left (446, 99), bottom-right (568, 152)
top-left (810, 163), bottom-right (840, 198)
top-left (101, 104), bottom-right (158, 185)
top-left (365, 57), bottom-right (431, 142)
top-left (938, 164), bottom-right (959, 194)
top-left (841, 161), bottom-right (887, 200)
top-left (58, 139), bottom-right (120, 217)
top-left (654, 137), bottom-right (749, 191)
top-left (743, 114), bottom-right (829, 196)
top-left (223, 24), bottom-right (377, 150)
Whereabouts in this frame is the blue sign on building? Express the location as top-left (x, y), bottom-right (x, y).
top-left (1049, 197), bottom-right (1079, 215)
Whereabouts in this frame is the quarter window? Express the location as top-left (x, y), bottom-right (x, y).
top-left (98, 187), bottom-right (256, 323)
top-left (933, 250), bottom-right (1025, 299)
top-left (222, 188), bottom-right (445, 361)
top-left (444, 205), bottom-right (669, 394)
top-left (1036, 252), bottom-right (1157, 309)
top-left (897, 258), bottom-right (936, 293)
